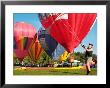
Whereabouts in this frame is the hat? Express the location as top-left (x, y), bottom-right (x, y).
top-left (89, 43), bottom-right (93, 46)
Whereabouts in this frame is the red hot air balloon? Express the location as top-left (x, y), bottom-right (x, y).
top-left (14, 22), bottom-right (36, 62)
top-left (39, 13), bottom-right (97, 53)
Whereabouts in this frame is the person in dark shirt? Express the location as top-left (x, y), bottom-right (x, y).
top-left (82, 43), bottom-right (97, 75)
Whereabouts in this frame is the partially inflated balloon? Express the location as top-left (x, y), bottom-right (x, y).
top-left (38, 28), bottom-right (58, 57)
top-left (59, 51), bottom-right (70, 61)
top-left (14, 22), bottom-right (36, 61)
top-left (28, 33), bottom-right (44, 61)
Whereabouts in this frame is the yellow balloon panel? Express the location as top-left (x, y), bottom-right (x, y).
top-left (59, 51), bottom-right (70, 61)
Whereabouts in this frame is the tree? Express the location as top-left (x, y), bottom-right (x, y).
top-left (14, 58), bottom-right (20, 66)
top-left (35, 51), bottom-right (52, 67)
top-left (23, 56), bottom-right (31, 65)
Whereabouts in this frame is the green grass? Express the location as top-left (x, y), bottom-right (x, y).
top-left (13, 67), bottom-right (97, 75)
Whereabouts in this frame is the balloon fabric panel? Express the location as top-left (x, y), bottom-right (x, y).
top-left (52, 44), bottom-right (65, 60)
top-left (28, 33), bottom-right (44, 61)
top-left (59, 51), bottom-right (70, 61)
top-left (38, 29), bottom-right (58, 57)
top-left (68, 13), bottom-right (97, 49)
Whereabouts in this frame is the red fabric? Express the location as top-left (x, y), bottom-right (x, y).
top-left (41, 13), bottom-right (97, 53)
top-left (14, 49), bottom-right (28, 62)
top-left (14, 22), bottom-right (36, 41)
top-left (68, 13), bottom-right (97, 49)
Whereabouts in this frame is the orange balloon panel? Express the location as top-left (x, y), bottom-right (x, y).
top-left (28, 35), bottom-right (44, 61)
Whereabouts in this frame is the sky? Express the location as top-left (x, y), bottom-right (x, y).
top-left (14, 13), bottom-right (97, 54)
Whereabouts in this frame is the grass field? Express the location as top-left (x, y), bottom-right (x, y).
top-left (13, 66), bottom-right (97, 75)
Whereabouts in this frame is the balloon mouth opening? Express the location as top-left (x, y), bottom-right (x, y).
top-left (61, 43), bottom-right (74, 53)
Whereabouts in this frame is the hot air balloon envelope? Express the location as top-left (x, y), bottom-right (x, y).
top-left (14, 22), bottom-right (36, 61)
top-left (39, 13), bottom-right (97, 53)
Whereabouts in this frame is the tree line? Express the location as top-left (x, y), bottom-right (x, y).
top-left (14, 51), bottom-right (97, 67)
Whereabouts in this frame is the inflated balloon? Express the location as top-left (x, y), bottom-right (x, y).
top-left (39, 13), bottom-right (96, 53)
top-left (38, 28), bottom-right (58, 57)
top-left (28, 33), bottom-right (44, 61)
top-left (14, 22), bottom-right (36, 61)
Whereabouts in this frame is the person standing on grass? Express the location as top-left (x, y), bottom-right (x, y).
top-left (81, 43), bottom-right (96, 75)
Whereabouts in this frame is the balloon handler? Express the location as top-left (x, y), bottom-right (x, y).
top-left (81, 43), bottom-right (97, 75)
